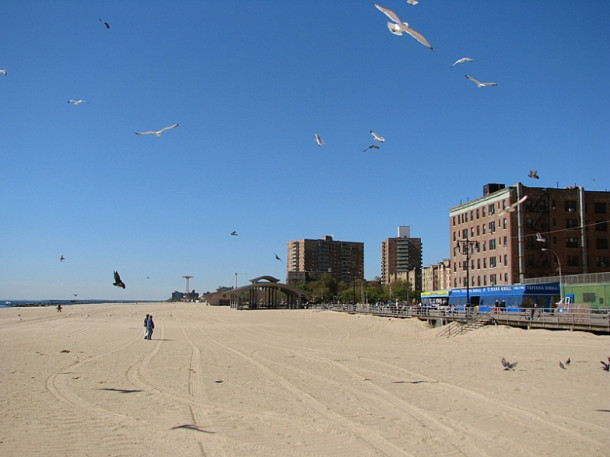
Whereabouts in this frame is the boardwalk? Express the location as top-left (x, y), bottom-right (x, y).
top-left (330, 303), bottom-right (610, 334)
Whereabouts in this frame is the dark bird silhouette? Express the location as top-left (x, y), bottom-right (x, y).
top-left (113, 271), bottom-right (126, 289)
top-left (501, 357), bottom-right (518, 370)
top-left (528, 170), bottom-right (539, 179)
top-left (60, 255), bottom-right (65, 262)
top-left (230, 231), bottom-right (238, 236)
top-left (601, 360), bottom-right (610, 371)
top-left (99, 18), bottom-right (110, 29)
top-left (559, 361), bottom-right (566, 369)
top-left (362, 144), bottom-right (380, 152)
top-left (274, 253), bottom-right (283, 262)
top-left (565, 357), bottom-right (571, 366)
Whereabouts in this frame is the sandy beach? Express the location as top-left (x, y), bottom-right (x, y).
top-left (0, 302), bottom-right (608, 457)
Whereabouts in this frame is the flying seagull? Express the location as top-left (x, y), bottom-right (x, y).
top-left (314, 132), bottom-right (324, 146)
top-left (60, 255), bottom-right (65, 262)
top-left (363, 144), bottom-right (381, 152)
top-left (451, 57), bottom-right (474, 67)
top-left (601, 359), bottom-right (610, 371)
top-left (113, 271), bottom-right (126, 289)
top-left (565, 357), bottom-right (571, 366)
top-left (230, 231), bottom-right (238, 236)
top-left (406, 0), bottom-right (418, 5)
top-left (274, 253), bottom-right (283, 263)
top-left (528, 170), bottom-right (539, 179)
top-left (68, 99), bottom-right (87, 105)
top-left (501, 357), bottom-right (517, 370)
top-left (499, 195), bottom-right (528, 216)
top-left (535, 232), bottom-right (546, 243)
top-left (134, 123), bottom-right (179, 137)
top-left (0, 69), bottom-right (7, 76)
top-left (465, 75), bottom-right (497, 88)
top-left (99, 19), bottom-right (110, 29)
top-left (370, 130), bottom-right (385, 142)
top-left (373, 3), bottom-right (434, 50)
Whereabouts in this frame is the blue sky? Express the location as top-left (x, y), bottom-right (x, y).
top-left (1, 1), bottom-right (608, 300)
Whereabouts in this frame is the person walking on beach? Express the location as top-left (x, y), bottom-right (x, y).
top-left (143, 314), bottom-right (149, 339)
top-left (145, 314), bottom-right (155, 340)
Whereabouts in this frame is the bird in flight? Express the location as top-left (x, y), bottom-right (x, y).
top-left (0, 69), bottom-right (7, 76)
top-left (465, 75), bottom-right (497, 88)
top-left (99, 19), bottom-right (110, 29)
top-left (68, 99), bottom-right (87, 105)
top-left (60, 255), bottom-right (65, 262)
top-left (406, 0), bottom-right (418, 5)
top-left (362, 145), bottom-right (380, 152)
top-left (314, 133), bottom-right (324, 146)
top-left (451, 57), bottom-right (474, 67)
top-left (501, 357), bottom-right (517, 370)
top-left (113, 271), bottom-right (126, 289)
top-left (373, 3), bottom-right (433, 50)
top-left (370, 131), bottom-right (385, 142)
top-left (274, 253), bottom-right (283, 262)
top-left (230, 231), bottom-right (238, 236)
top-left (601, 358), bottom-right (610, 371)
top-left (535, 232), bottom-right (546, 243)
top-left (134, 123), bottom-right (179, 137)
top-left (499, 195), bottom-right (528, 216)
top-left (565, 357), bottom-right (571, 366)
top-left (528, 170), bottom-right (539, 179)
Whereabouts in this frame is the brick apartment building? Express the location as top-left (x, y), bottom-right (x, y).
top-left (286, 235), bottom-right (364, 286)
top-left (380, 226), bottom-right (422, 290)
top-left (449, 183), bottom-right (610, 289)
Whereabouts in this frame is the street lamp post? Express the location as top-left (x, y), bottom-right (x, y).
top-left (541, 248), bottom-right (562, 306)
top-left (456, 234), bottom-right (478, 309)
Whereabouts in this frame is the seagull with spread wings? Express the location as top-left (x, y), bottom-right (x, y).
top-left (68, 99), bottom-right (87, 105)
top-left (499, 195), bottom-right (528, 216)
top-left (134, 123), bottom-right (179, 137)
top-left (501, 357), bottom-right (518, 370)
top-left (362, 145), bottom-right (380, 152)
top-left (528, 170), bottom-right (539, 179)
top-left (465, 75), bottom-right (497, 88)
top-left (370, 130), bottom-right (385, 142)
top-left (373, 3), bottom-right (433, 50)
top-left (451, 57), bottom-right (474, 67)
top-left (0, 69), bottom-right (7, 76)
top-left (99, 19), bottom-right (110, 29)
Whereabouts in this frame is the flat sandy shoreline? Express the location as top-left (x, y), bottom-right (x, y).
top-left (0, 302), bottom-right (608, 456)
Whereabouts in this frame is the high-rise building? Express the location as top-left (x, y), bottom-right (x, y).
top-left (286, 235), bottom-right (364, 286)
top-left (381, 226), bottom-right (423, 288)
top-left (449, 183), bottom-right (610, 289)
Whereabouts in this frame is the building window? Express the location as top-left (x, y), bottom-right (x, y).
top-left (490, 256), bottom-right (496, 267)
top-left (504, 255), bottom-right (508, 265)
top-left (490, 239), bottom-right (496, 250)
top-left (476, 209), bottom-right (479, 218)
top-left (490, 221), bottom-right (496, 233)
top-left (490, 274), bottom-right (497, 285)
top-left (596, 238), bottom-right (608, 249)
top-left (462, 229), bottom-right (468, 238)
top-left (567, 255), bottom-right (579, 267)
top-left (465, 212), bottom-right (468, 222)
top-left (477, 259), bottom-right (481, 269)
top-left (482, 241), bottom-right (487, 251)
top-left (597, 256), bottom-right (609, 267)
top-left (594, 202), bottom-right (606, 214)
top-left (526, 217), bottom-right (534, 229)
top-left (596, 221), bottom-right (608, 231)
top-left (503, 218), bottom-right (507, 229)
top-left (566, 219), bottom-right (578, 228)
top-left (453, 231), bottom-right (457, 241)
top-left (476, 225), bottom-right (480, 236)
top-left (566, 237), bottom-right (578, 248)
top-left (452, 216), bottom-right (456, 226)
top-left (565, 200), bottom-right (577, 212)
top-left (503, 236), bottom-right (508, 246)
top-left (477, 276), bottom-right (481, 286)
top-left (483, 258), bottom-right (487, 268)
top-left (482, 224), bottom-right (487, 234)
top-left (527, 255), bottom-right (535, 267)
top-left (483, 275), bottom-right (487, 285)
top-left (471, 227), bottom-right (474, 237)
top-left (482, 207), bottom-right (486, 217)
top-left (488, 204), bottom-right (495, 215)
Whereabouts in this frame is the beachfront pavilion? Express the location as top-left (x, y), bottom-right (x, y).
top-left (206, 276), bottom-right (305, 309)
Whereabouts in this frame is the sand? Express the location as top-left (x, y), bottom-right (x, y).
top-left (0, 302), bottom-right (608, 457)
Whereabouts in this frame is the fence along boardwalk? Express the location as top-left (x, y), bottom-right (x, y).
top-left (327, 304), bottom-right (610, 335)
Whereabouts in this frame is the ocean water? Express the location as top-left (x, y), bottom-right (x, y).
top-left (0, 299), bottom-right (153, 308)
